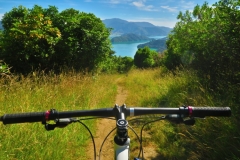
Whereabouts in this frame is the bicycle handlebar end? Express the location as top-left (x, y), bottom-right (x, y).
top-left (191, 106), bottom-right (231, 117)
top-left (1, 112), bottom-right (46, 124)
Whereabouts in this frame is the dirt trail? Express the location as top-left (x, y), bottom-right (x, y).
top-left (87, 79), bottom-right (159, 159)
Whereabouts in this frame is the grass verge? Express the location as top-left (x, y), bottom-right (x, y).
top-left (0, 71), bottom-right (118, 160)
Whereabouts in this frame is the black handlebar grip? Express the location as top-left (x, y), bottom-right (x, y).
top-left (191, 107), bottom-right (231, 117)
top-left (1, 112), bottom-right (46, 124)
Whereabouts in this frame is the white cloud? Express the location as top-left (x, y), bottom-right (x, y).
top-left (161, 6), bottom-right (178, 12)
top-left (144, 5), bottom-right (156, 11)
top-left (132, 1), bottom-right (145, 7)
top-left (177, 0), bottom-right (197, 13)
top-left (180, 0), bottom-right (195, 9)
top-left (157, 1), bottom-right (197, 14)
top-left (132, 0), bottom-right (158, 11)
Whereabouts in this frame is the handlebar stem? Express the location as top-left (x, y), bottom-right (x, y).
top-left (114, 104), bottom-right (129, 145)
top-left (113, 104), bottom-right (128, 120)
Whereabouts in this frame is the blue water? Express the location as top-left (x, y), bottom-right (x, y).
top-left (111, 36), bottom-right (166, 58)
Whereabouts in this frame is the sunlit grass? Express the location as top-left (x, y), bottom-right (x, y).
top-left (0, 71), bottom-right (119, 160)
top-left (121, 68), bottom-right (239, 159)
top-left (0, 68), bottom-right (238, 159)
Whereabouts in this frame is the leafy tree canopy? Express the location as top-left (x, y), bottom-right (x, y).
top-left (165, 0), bottom-right (240, 90)
top-left (134, 46), bottom-right (159, 68)
top-left (0, 5), bottom-right (112, 73)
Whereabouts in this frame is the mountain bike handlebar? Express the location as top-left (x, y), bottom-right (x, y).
top-left (0, 105), bottom-right (232, 160)
top-left (0, 106), bottom-right (231, 125)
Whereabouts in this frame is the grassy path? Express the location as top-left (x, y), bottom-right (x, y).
top-left (86, 77), bottom-right (128, 160)
top-left (0, 69), bottom-right (236, 159)
top-left (86, 76), bottom-right (159, 159)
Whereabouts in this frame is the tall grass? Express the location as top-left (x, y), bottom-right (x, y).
top-left (0, 68), bottom-right (238, 159)
top-left (0, 71), bottom-right (118, 160)
top-left (121, 68), bottom-right (239, 160)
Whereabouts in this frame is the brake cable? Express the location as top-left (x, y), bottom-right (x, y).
top-left (76, 120), bottom-right (97, 160)
top-left (138, 116), bottom-right (166, 159)
top-left (99, 127), bottom-right (116, 160)
top-left (49, 116), bottom-right (168, 160)
top-left (78, 117), bottom-right (116, 160)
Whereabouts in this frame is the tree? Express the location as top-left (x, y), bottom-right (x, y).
top-left (99, 54), bottom-right (134, 73)
top-left (0, 5), bottom-right (61, 73)
top-left (0, 30), bottom-right (3, 55)
top-left (165, 0), bottom-right (240, 90)
top-left (117, 56), bottom-right (134, 72)
top-left (134, 46), bottom-right (159, 68)
top-left (0, 5), bottom-right (112, 73)
top-left (52, 9), bottom-right (112, 72)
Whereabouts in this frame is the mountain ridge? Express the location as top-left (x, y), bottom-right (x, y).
top-left (102, 18), bottom-right (172, 36)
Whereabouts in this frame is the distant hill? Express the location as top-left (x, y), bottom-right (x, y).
top-left (111, 33), bottom-right (151, 43)
top-left (137, 37), bottom-right (167, 52)
top-left (102, 18), bottom-right (172, 36)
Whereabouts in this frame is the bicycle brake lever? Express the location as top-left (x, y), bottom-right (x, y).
top-left (165, 114), bottom-right (184, 124)
top-left (57, 118), bottom-right (77, 124)
top-left (183, 116), bottom-right (206, 125)
top-left (45, 123), bottom-right (57, 131)
top-left (165, 114), bottom-right (197, 126)
top-left (44, 118), bottom-right (77, 131)
top-left (183, 118), bottom-right (195, 125)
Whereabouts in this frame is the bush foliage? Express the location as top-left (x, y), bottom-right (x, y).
top-left (164, 0), bottom-right (240, 93)
top-left (0, 5), bottom-right (112, 73)
top-left (134, 46), bottom-right (161, 68)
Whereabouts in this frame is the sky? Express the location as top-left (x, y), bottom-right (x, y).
top-left (0, 0), bottom-right (218, 28)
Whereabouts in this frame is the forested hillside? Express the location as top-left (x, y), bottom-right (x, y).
top-left (111, 33), bottom-right (151, 43)
top-left (137, 37), bottom-right (167, 52)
